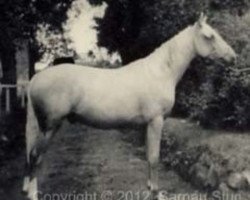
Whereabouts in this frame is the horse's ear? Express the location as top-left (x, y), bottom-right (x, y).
top-left (198, 12), bottom-right (207, 27)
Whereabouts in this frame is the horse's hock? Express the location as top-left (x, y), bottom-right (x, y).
top-left (161, 118), bottom-right (250, 194)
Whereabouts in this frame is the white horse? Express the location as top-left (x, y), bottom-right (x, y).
top-left (23, 14), bottom-right (236, 200)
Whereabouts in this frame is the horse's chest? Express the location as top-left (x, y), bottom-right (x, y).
top-left (140, 94), bottom-right (174, 119)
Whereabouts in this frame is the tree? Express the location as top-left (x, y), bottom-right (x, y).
top-left (0, 0), bottom-right (74, 81)
top-left (92, 0), bottom-right (250, 65)
top-left (90, 0), bottom-right (206, 64)
top-left (0, 0), bottom-right (74, 109)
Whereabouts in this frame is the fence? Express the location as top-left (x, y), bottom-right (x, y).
top-left (0, 83), bottom-right (28, 114)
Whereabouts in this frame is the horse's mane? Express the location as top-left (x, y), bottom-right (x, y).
top-left (137, 24), bottom-right (197, 84)
top-left (148, 25), bottom-right (195, 68)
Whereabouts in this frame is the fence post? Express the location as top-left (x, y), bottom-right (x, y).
top-left (5, 87), bottom-right (10, 113)
top-left (0, 84), bottom-right (27, 114)
top-left (0, 84), bottom-right (2, 115)
top-left (21, 85), bottom-right (25, 108)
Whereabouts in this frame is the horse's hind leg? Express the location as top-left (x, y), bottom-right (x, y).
top-left (23, 114), bottom-right (43, 200)
top-left (24, 115), bottom-right (62, 200)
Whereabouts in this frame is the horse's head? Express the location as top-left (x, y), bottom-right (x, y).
top-left (194, 13), bottom-right (237, 63)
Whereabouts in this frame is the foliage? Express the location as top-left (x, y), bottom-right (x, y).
top-left (161, 119), bottom-right (250, 193)
top-left (0, 0), bottom-right (74, 44)
top-left (0, 0), bottom-right (74, 77)
top-left (91, 0), bottom-right (249, 65)
top-left (93, 0), bottom-right (206, 64)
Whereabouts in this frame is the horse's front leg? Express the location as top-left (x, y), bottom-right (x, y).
top-left (146, 115), bottom-right (164, 194)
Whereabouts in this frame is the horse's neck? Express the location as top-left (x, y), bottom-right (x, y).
top-left (148, 26), bottom-right (196, 86)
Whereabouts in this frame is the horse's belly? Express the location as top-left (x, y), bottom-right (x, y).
top-left (70, 110), bottom-right (147, 129)
top-left (73, 99), bottom-right (148, 128)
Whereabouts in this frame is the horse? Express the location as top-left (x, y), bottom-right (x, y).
top-left (23, 13), bottom-right (236, 200)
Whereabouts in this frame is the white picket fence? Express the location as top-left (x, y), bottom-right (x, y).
top-left (0, 83), bottom-right (28, 114)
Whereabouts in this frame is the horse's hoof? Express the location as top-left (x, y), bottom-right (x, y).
top-left (158, 190), bottom-right (168, 200)
top-left (22, 176), bottom-right (30, 193)
top-left (149, 190), bottom-right (168, 200)
top-left (147, 180), bottom-right (159, 192)
top-left (21, 189), bottom-right (28, 196)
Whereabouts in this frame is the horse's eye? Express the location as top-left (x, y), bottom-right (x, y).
top-left (204, 34), bottom-right (215, 41)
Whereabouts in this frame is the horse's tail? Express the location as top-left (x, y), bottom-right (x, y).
top-left (23, 85), bottom-right (41, 193)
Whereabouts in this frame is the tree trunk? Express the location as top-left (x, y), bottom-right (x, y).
top-left (28, 42), bottom-right (36, 79)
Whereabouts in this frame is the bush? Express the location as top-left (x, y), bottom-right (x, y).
top-left (161, 119), bottom-right (250, 194)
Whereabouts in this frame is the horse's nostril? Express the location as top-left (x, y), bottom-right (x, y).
top-left (230, 56), bottom-right (237, 65)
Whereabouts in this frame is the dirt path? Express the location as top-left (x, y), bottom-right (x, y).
top-left (0, 120), bottom-right (204, 200)
top-left (38, 122), bottom-right (198, 200)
